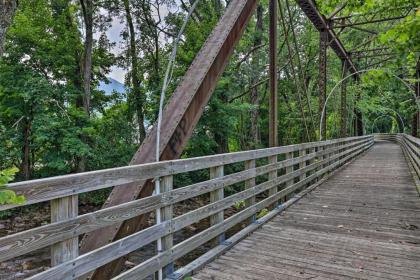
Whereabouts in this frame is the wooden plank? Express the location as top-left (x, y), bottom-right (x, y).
top-left (159, 175), bottom-right (174, 277)
top-left (268, 155), bottom-right (278, 208)
top-left (2, 145), bottom-right (351, 262)
top-left (113, 141), bottom-right (372, 280)
top-left (171, 147), bottom-right (366, 280)
top-left (27, 222), bottom-right (171, 280)
top-left (50, 195), bottom-right (78, 266)
top-left (1, 138), bottom-right (372, 265)
top-left (209, 165), bottom-right (225, 244)
top-left (2, 137), bottom-right (372, 280)
top-left (244, 159), bottom-right (256, 223)
top-left (192, 141), bottom-right (420, 280)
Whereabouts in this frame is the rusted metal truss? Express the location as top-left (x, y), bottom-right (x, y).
top-left (79, 1), bottom-right (258, 279)
top-left (332, 15), bottom-right (409, 29)
top-left (331, 6), bottom-right (413, 21)
top-left (295, 0), bottom-right (358, 76)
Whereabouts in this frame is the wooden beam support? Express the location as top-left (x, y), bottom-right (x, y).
top-left (79, 1), bottom-right (258, 278)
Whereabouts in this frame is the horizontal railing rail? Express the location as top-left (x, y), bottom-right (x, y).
top-left (0, 135), bottom-right (374, 280)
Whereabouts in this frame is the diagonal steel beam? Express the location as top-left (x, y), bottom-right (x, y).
top-left (79, 1), bottom-right (258, 279)
top-left (295, 0), bottom-right (358, 76)
top-left (333, 15), bottom-right (408, 28)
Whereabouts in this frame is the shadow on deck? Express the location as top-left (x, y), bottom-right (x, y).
top-left (193, 141), bottom-right (420, 280)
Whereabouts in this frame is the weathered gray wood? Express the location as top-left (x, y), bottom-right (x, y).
top-left (244, 159), bottom-right (256, 223)
top-left (2, 136), bottom-right (371, 210)
top-left (298, 149), bottom-right (306, 193)
top-left (50, 195), bottom-right (78, 266)
top-left (28, 222), bottom-right (171, 280)
top-left (285, 152), bottom-right (294, 200)
top-left (113, 141), bottom-right (373, 280)
top-left (268, 155), bottom-right (278, 208)
top-left (172, 145), bottom-right (367, 280)
top-left (193, 141), bottom-right (419, 280)
top-left (160, 175), bottom-right (174, 277)
top-left (26, 138), bottom-right (373, 280)
top-left (209, 165), bottom-right (225, 244)
top-left (0, 137), bottom-right (372, 264)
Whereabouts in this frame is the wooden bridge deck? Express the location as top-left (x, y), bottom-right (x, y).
top-left (193, 141), bottom-right (420, 280)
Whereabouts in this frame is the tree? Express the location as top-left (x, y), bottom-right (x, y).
top-left (0, 0), bottom-right (17, 56)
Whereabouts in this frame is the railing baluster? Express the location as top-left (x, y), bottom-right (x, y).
top-left (299, 149), bottom-right (306, 185)
top-left (285, 152), bottom-right (294, 201)
top-left (268, 155), bottom-right (278, 208)
top-left (244, 159), bottom-right (256, 223)
top-left (209, 165), bottom-right (225, 244)
top-left (50, 195), bottom-right (78, 267)
top-left (157, 175), bottom-right (174, 279)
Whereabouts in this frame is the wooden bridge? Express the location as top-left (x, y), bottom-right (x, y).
top-left (0, 133), bottom-right (419, 279)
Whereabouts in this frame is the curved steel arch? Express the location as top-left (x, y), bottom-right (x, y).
top-left (319, 67), bottom-right (418, 140)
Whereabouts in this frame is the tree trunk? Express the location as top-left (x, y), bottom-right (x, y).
top-left (80, 0), bottom-right (93, 116)
top-left (214, 92), bottom-right (229, 154)
top-left (0, 0), bottom-right (17, 56)
top-left (124, 0), bottom-right (146, 142)
top-left (412, 60), bottom-right (419, 137)
top-left (20, 117), bottom-right (31, 180)
top-left (340, 61), bottom-right (348, 137)
top-left (249, 4), bottom-right (263, 148)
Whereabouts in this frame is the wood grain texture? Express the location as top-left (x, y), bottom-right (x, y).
top-left (0, 137), bottom-right (371, 264)
top-left (112, 140), bottom-right (372, 279)
top-left (50, 195), bottom-right (78, 266)
top-left (209, 165), bottom-right (225, 244)
top-left (193, 141), bottom-right (420, 280)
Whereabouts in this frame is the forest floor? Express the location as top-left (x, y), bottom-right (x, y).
top-left (0, 197), bottom-right (245, 279)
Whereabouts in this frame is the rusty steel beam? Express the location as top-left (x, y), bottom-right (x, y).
top-left (333, 15), bottom-right (408, 28)
top-left (295, 0), bottom-right (358, 76)
top-left (269, 0), bottom-right (278, 147)
top-left (79, 0), bottom-right (258, 278)
top-left (351, 47), bottom-right (389, 54)
top-left (353, 52), bottom-right (394, 59)
top-left (332, 6), bottom-right (412, 21)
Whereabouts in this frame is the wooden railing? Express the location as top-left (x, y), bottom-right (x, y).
top-left (374, 133), bottom-right (420, 194)
top-left (0, 135), bottom-right (373, 280)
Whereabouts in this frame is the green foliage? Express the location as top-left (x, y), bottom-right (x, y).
top-left (0, 0), bottom-right (417, 209)
top-left (0, 167), bottom-right (25, 205)
top-left (257, 208), bottom-right (269, 219)
top-left (233, 200), bottom-right (245, 210)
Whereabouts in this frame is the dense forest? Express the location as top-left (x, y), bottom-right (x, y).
top-left (0, 0), bottom-right (418, 184)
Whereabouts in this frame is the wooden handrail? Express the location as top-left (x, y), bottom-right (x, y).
top-left (0, 135), bottom-right (374, 280)
top-left (2, 135), bottom-right (371, 211)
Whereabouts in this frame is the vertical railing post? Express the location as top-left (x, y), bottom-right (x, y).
top-left (268, 155), bottom-right (278, 208)
top-left (285, 152), bottom-right (294, 201)
top-left (299, 149), bottom-right (306, 180)
top-left (158, 175), bottom-right (174, 278)
top-left (244, 159), bottom-right (256, 223)
top-left (209, 165), bottom-right (225, 244)
top-left (309, 147), bottom-right (316, 182)
top-left (50, 195), bottom-right (78, 266)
